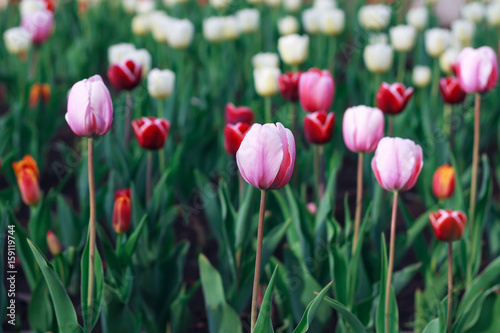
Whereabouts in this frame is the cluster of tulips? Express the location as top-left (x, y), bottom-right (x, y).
top-left (2, 0), bottom-right (500, 332)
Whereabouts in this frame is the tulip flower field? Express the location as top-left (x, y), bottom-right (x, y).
top-left (2, 0), bottom-right (500, 332)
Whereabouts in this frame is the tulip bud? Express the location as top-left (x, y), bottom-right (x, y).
top-left (429, 210), bottom-right (466, 242)
top-left (225, 103), bottom-right (254, 124)
top-left (298, 68), bottom-right (335, 112)
top-left (12, 155), bottom-right (41, 206)
top-left (278, 71), bottom-right (301, 102)
top-left (210, 0), bottom-right (231, 9)
top-left (29, 83), bottom-right (51, 108)
top-left (203, 17), bottom-right (225, 43)
top-left (376, 82), bottom-right (413, 115)
top-left (4, 27), bottom-right (32, 58)
top-left (461, 2), bottom-right (484, 24)
top-left (278, 16), bottom-right (299, 36)
top-left (455, 46), bottom-right (498, 94)
top-left (439, 77), bottom-right (466, 105)
top-left (486, 3), bottom-right (500, 27)
top-left (302, 8), bottom-right (321, 34)
top-left (412, 66), bottom-right (431, 88)
top-left (451, 19), bottom-right (475, 48)
top-left (127, 48), bottom-right (151, 78)
top-left (283, 0), bottom-right (300, 13)
top-left (224, 122), bottom-right (251, 155)
top-left (46, 231), bottom-right (62, 256)
top-left (253, 67), bottom-right (281, 97)
top-left (107, 59), bottom-right (143, 91)
top-left (222, 16), bottom-right (240, 41)
top-left (363, 43), bottom-right (393, 74)
top-left (66, 75), bottom-right (113, 137)
top-left (342, 105), bottom-right (384, 153)
top-left (167, 19), bottom-right (194, 49)
top-left (278, 34), bottom-right (309, 66)
top-left (313, 0), bottom-right (335, 10)
top-left (371, 137), bottom-right (423, 192)
top-left (151, 15), bottom-right (170, 43)
top-left (132, 14), bottom-right (150, 36)
top-left (132, 117), bottom-right (170, 150)
top-left (306, 202), bottom-right (317, 215)
top-left (439, 48), bottom-right (459, 74)
top-left (406, 7), bottom-right (428, 31)
top-left (432, 164), bottom-right (455, 200)
top-left (147, 68), bottom-right (175, 100)
top-left (389, 25), bottom-right (417, 53)
top-left (236, 9), bottom-right (259, 34)
top-left (236, 123), bottom-right (295, 190)
top-left (108, 43), bottom-right (136, 65)
top-left (303, 111), bottom-right (335, 145)
top-left (319, 9), bottom-right (345, 36)
top-left (112, 189), bottom-right (132, 234)
top-left (425, 28), bottom-right (451, 58)
top-left (358, 4), bottom-right (391, 31)
top-left (136, 0), bottom-right (155, 13)
top-left (21, 9), bottom-right (53, 44)
top-left (252, 52), bottom-right (280, 69)
top-left (122, 0), bottom-right (136, 13)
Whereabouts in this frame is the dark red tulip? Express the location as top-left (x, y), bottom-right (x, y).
top-left (376, 82), bottom-right (414, 115)
top-left (132, 117), bottom-right (170, 150)
top-left (429, 209), bottom-right (466, 242)
top-left (225, 103), bottom-right (254, 125)
top-left (303, 111), bottom-right (335, 144)
top-left (439, 77), bottom-right (466, 105)
top-left (278, 71), bottom-right (302, 102)
top-left (107, 59), bottom-right (142, 91)
top-left (112, 189), bottom-right (132, 234)
top-left (224, 122), bottom-right (251, 155)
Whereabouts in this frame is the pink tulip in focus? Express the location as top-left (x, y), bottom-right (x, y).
top-left (343, 106), bottom-right (384, 153)
top-left (298, 68), bottom-right (335, 112)
top-left (21, 9), bottom-right (54, 45)
top-left (455, 46), bottom-right (498, 93)
top-left (371, 137), bottom-right (423, 192)
top-left (236, 123), bottom-right (295, 190)
top-left (65, 75), bottom-right (113, 137)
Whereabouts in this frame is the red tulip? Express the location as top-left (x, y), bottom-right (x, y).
top-left (107, 59), bottom-right (142, 91)
top-left (303, 111), bottom-right (335, 144)
top-left (46, 231), bottom-right (62, 256)
top-left (298, 68), bottom-right (335, 112)
top-left (429, 209), bottom-right (466, 242)
top-left (12, 155), bottom-right (41, 206)
top-left (224, 122), bottom-right (251, 156)
top-left (439, 77), bottom-right (466, 105)
top-left (376, 82), bottom-right (414, 115)
top-left (225, 103), bottom-right (254, 125)
top-left (132, 117), bottom-right (170, 150)
top-left (112, 189), bottom-right (132, 234)
top-left (432, 164), bottom-right (455, 199)
top-left (278, 71), bottom-right (302, 102)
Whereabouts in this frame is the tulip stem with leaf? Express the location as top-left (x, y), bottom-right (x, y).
top-left (146, 151), bottom-right (153, 206)
top-left (265, 97), bottom-right (272, 123)
top-left (396, 52), bottom-right (407, 83)
top-left (86, 137), bottom-right (97, 329)
top-left (447, 242), bottom-right (453, 333)
top-left (352, 152), bottom-right (363, 253)
top-left (385, 190), bottom-right (398, 333)
top-left (125, 92), bottom-right (133, 148)
top-left (314, 145), bottom-right (325, 201)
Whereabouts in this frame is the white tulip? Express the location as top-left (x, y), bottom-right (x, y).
top-left (412, 66), bottom-right (431, 88)
top-left (148, 69), bottom-right (175, 99)
top-left (265, 0), bottom-right (281, 8)
top-left (4, 27), bottom-right (32, 56)
top-left (278, 34), bottom-right (309, 66)
top-left (210, 0), bottom-right (231, 9)
top-left (151, 15), bottom-right (172, 44)
top-left (203, 17), bottom-right (225, 43)
top-left (314, 0), bottom-right (335, 10)
top-left (237, 9), bottom-right (260, 34)
top-left (439, 48), bottom-right (459, 74)
top-left (319, 9), bottom-right (345, 36)
top-left (108, 43), bottom-right (136, 65)
top-left (283, 0), bottom-right (301, 13)
top-left (369, 33), bottom-right (388, 45)
top-left (363, 43), bottom-right (393, 74)
top-left (20, 0), bottom-right (45, 17)
top-left (167, 19), bottom-right (194, 49)
top-left (132, 14), bottom-right (150, 36)
top-left (0, 0), bottom-right (7, 11)
top-left (425, 28), bottom-right (451, 58)
top-left (406, 7), bottom-right (428, 31)
top-left (136, 0), bottom-right (155, 14)
top-left (302, 8), bottom-right (321, 34)
top-left (461, 2), bottom-right (485, 24)
top-left (451, 19), bottom-right (475, 47)
top-left (252, 52), bottom-right (280, 69)
top-left (127, 48), bottom-right (152, 77)
top-left (223, 16), bottom-right (240, 41)
top-left (278, 16), bottom-right (299, 36)
top-left (390, 25), bottom-right (417, 52)
top-left (487, 3), bottom-right (500, 27)
top-left (122, 0), bottom-right (136, 13)
top-left (253, 67), bottom-right (281, 97)
top-left (358, 5), bottom-right (391, 31)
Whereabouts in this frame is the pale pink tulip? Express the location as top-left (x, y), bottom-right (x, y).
top-left (343, 106), bottom-right (384, 153)
top-left (455, 46), bottom-right (498, 93)
top-left (298, 68), bottom-right (335, 112)
top-left (21, 9), bottom-right (54, 45)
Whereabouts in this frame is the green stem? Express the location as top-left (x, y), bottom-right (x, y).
top-left (373, 74), bottom-right (381, 107)
top-left (146, 151), bottom-right (153, 207)
top-left (443, 103), bottom-right (452, 138)
top-left (125, 92), bottom-right (132, 149)
top-left (385, 191), bottom-right (399, 333)
top-left (87, 138), bottom-right (96, 330)
top-left (352, 153), bottom-right (364, 254)
top-left (291, 103), bottom-right (297, 135)
top-left (431, 58), bottom-right (440, 100)
top-left (447, 242), bottom-right (453, 333)
top-left (396, 51), bottom-right (407, 83)
top-left (116, 234), bottom-right (123, 254)
top-left (328, 37), bottom-right (337, 73)
top-left (265, 97), bottom-right (272, 123)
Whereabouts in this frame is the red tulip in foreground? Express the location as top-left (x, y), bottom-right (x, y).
top-left (236, 122), bottom-right (295, 332)
top-left (132, 117), bottom-right (171, 150)
top-left (12, 155), bottom-right (41, 206)
top-left (342, 105), bottom-right (384, 251)
top-left (371, 137), bottom-right (423, 333)
top-left (46, 231), bottom-right (62, 256)
top-left (303, 111), bottom-right (335, 145)
top-left (376, 82), bottom-right (413, 115)
top-left (439, 77), bottom-right (466, 105)
top-left (278, 71), bottom-right (302, 102)
top-left (225, 103), bottom-right (254, 124)
top-left (21, 9), bottom-right (54, 45)
top-left (432, 164), bottom-right (455, 200)
top-left (224, 122), bottom-right (251, 156)
top-left (298, 68), bottom-right (335, 112)
top-left (112, 189), bottom-right (132, 235)
top-left (107, 59), bottom-right (143, 91)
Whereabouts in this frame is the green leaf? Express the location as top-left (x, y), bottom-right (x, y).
top-left (235, 184), bottom-right (254, 251)
top-left (261, 218), bottom-right (291, 269)
top-left (27, 239), bottom-right (82, 333)
top-left (422, 318), bottom-right (440, 333)
top-left (28, 278), bottom-right (54, 331)
top-left (376, 233), bottom-right (398, 333)
top-left (323, 296), bottom-right (366, 333)
top-left (81, 233), bottom-right (104, 331)
top-left (292, 280), bottom-right (334, 333)
top-left (254, 265), bottom-right (280, 333)
top-left (464, 293), bottom-right (500, 333)
top-left (101, 284), bottom-right (140, 333)
top-left (120, 214), bottom-right (147, 262)
top-left (29, 190), bottom-right (55, 253)
top-left (56, 195), bottom-right (80, 247)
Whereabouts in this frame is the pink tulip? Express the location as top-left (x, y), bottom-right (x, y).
top-left (21, 10), bottom-right (54, 45)
top-left (371, 137), bottom-right (423, 192)
top-left (65, 75), bottom-right (113, 137)
top-left (343, 106), bottom-right (384, 153)
top-left (298, 68), bottom-right (335, 112)
top-left (236, 123), bottom-right (295, 190)
top-left (454, 46), bottom-right (498, 93)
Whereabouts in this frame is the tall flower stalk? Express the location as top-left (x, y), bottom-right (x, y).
top-left (86, 138), bottom-right (96, 327)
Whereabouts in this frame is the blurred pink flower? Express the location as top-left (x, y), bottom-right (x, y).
top-left (343, 105), bottom-right (384, 153)
top-left (21, 9), bottom-right (54, 44)
top-left (455, 46), bottom-right (498, 93)
top-left (298, 68), bottom-right (335, 112)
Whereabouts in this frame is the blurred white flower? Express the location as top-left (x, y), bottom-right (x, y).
top-left (4, 27), bottom-right (32, 56)
top-left (425, 28), bottom-right (451, 58)
top-left (313, 0), bottom-right (335, 10)
top-left (252, 52), bottom-right (280, 68)
top-left (223, 16), bottom-right (240, 41)
top-left (127, 48), bottom-right (152, 77)
top-left (358, 4), bottom-right (391, 31)
top-left (210, 0), bottom-right (231, 9)
top-left (265, 0), bottom-right (281, 9)
top-left (390, 25), bottom-right (416, 52)
top-left (302, 8), bottom-right (321, 34)
top-left (254, 67), bottom-right (281, 97)
top-left (236, 9), bottom-right (260, 34)
top-left (20, 0), bottom-right (46, 17)
top-left (451, 19), bottom-right (475, 47)
top-left (319, 9), bottom-right (345, 36)
top-left (132, 14), bottom-right (150, 36)
top-left (108, 43), bottom-right (136, 64)
top-left (151, 15), bottom-right (172, 43)
top-left (283, 0), bottom-right (301, 13)
top-left (203, 17), bottom-right (225, 43)
top-left (148, 68), bottom-right (175, 99)
top-left (363, 43), bottom-right (393, 74)
top-left (278, 34), bottom-right (309, 66)
top-left (406, 7), bottom-right (428, 31)
top-left (278, 16), bottom-right (299, 36)
top-left (369, 33), bottom-right (388, 45)
top-left (439, 48), bottom-right (459, 74)
top-left (412, 66), bottom-right (431, 88)
top-left (461, 2), bottom-right (485, 24)
top-left (487, 3), bottom-right (500, 27)
top-left (167, 19), bottom-right (194, 49)
top-left (122, 0), bottom-right (136, 13)
top-left (136, 0), bottom-right (155, 14)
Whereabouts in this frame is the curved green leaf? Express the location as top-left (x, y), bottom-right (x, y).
top-left (323, 296), bottom-right (366, 333)
top-left (292, 280), bottom-right (334, 333)
top-left (254, 265), bottom-right (279, 333)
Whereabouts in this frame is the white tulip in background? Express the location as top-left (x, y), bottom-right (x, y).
top-left (302, 8), bottom-right (321, 34)
top-left (406, 7), bottom-right (428, 31)
top-left (487, 3), bottom-right (500, 27)
top-left (451, 19), bottom-right (475, 48)
top-left (319, 9), bottom-right (345, 36)
top-left (390, 25), bottom-right (417, 52)
top-left (128, 48), bottom-right (152, 77)
top-left (108, 43), bottom-right (136, 64)
top-left (412, 66), bottom-right (431, 88)
top-left (210, 0), bottom-right (231, 9)
top-left (278, 16), bottom-right (299, 36)
top-left (132, 14), bottom-right (150, 36)
top-left (236, 9), bottom-right (260, 34)
top-left (278, 34), bottom-right (309, 66)
top-left (252, 53), bottom-right (280, 69)
top-left (20, 0), bottom-right (45, 17)
top-left (203, 17), bottom-right (225, 43)
top-left (369, 33), bottom-right (388, 45)
top-left (253, 67), bottom-right (281, 97)
top-left (363, 43), bottom-right (393, 74)
top-left (425, 28), bottom-right (451, 58)
top-left (439, 48), bottom-right (459, 74)
top-left (358, 4), bottom-right (391, 31)
top-left (148, 69), bottom-right (175, 99)
top-left (167, 19), bottom-right (194, 49)
top-left (283, 0), bottom-right (301, 13)
top-left (136, 0), bottom-right (155, 14)
top-left (150, 15), bottom-right (172, 44)
top-left (265, 0), bottom-right (281, 9)
top-left (122, 0), bottom-right (136, 14)
top-left (223, 16), bottom-right (240, 41)
top-left (4, 27), bottom-right (32, 56)
top-left (461, 2), bottom-right (485, 24)
top-left (313, 0), bottom-right (336, 10)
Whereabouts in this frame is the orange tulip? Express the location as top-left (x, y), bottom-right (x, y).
top-left (12, 155), bottom-right (41, 206)
top-left (432, 164), bottom-right (455, 200)
top-left (29, 83), bottom-right (50, 108)
top-left (46, 230), bottom-right (62, 256)
top-left (112, 189), bottom-right (131, 234)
